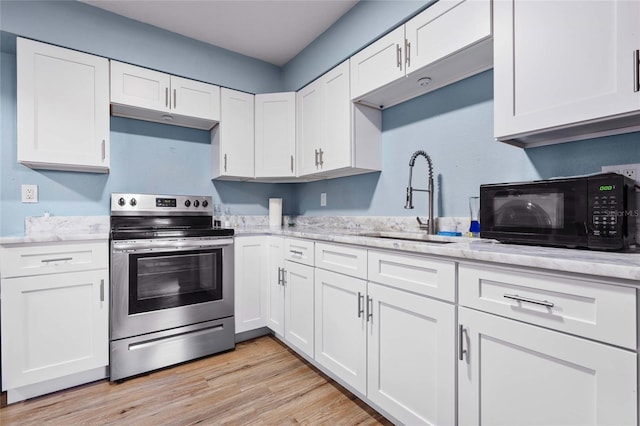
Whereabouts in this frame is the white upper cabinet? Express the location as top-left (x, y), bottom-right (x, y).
top-left (297, 60), bottom-right (382, 180)
top-left (211, 88), bottom-right (255, 180)
top-left (350, 27), bottom-right (407, 102)
top-left (17, 38), bottom-right (110, 173)
top-left (494, 0), bottom-right (640, 146)
top-left (350, 0), bottom-right (493, 109)
top-left (255, 92), bottom-right (296, 179)
top-left (110, 61), bottom-right (220, 130)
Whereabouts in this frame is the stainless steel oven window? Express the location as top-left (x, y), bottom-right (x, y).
top-left (128, 248), bottom-right (223, 314)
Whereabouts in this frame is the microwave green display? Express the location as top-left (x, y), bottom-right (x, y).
top-left (599, 185), bottom-right (615, 191)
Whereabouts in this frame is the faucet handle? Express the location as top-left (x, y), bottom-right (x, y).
top-left (416, 217), bottom-right (429, 230)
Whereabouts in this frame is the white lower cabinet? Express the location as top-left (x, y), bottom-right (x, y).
top-left (284, 259), bottom-right (315, 358)
top-left (367, 282), bottom-right (456, 426)
top-left (314, 244), bottom-right (456, 425)
top-left (1, 241), bottom-right (109, 403)
top-left (234, 236), bottom-right (268, 333)
top-left (458, 306), bottom-right (637, 426)
top-left (266, 236), bottom-right (285, 335)
top-left (314, 268), bottom-right (367, 394)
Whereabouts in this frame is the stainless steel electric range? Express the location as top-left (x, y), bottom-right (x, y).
top-left (109, 193), bottom-right (235, 381)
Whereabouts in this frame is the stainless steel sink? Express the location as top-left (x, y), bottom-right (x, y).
top-left (356, 231), bottom-right (459, 244)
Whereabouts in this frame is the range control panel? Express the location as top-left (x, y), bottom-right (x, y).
top-left (111, 193), bottom-right (213, 215)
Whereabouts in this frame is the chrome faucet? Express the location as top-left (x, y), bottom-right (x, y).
top-left (405, 150), bottom-right (435, 235)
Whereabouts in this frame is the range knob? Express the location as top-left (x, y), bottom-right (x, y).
top-left (118, 197), bottom-right (126, 206)
top-left (194, 200), bottom-right (200, 207)
top-left (202, 200), bottom-right (209, 208)
top-left (185, 200), bottom-right (191, 207)
top-left (129, 198), bottom-right (137, 207)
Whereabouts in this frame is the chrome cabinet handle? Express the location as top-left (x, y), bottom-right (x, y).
top-left (165, 87), bottom-right (169, 107)
top-left (405, 39), bottom-right (411, 68)
top-left (282, 268), bottom-right (287, 286)
top-left (634, 49), bottom-right (639, 93)
top-left (101, 139), bottom-right (106, 161)
top-left (314, 149), bottom-right (319, 167)
top-left (318, 149), bottom-right (324, 167)
top-left (366, 296), bottom-right (373, 322)
top-left (224, 154), bottom-right (227, 172)
top-left (277, 267), bottom-right (282, 285)
top-left (357, 292), bottom-right (364, 318)
top-left (289, 249), bottom-right (303, 256)
top-left (41, 257), bottom-right (73, 263)
top-left (173, 89), bottom-right (177, 108)
top-left (459, 324), bottom-right (467, 361)
top-left (396, 43), bottom-right (402, 69)
top-left (290, 155), bottom-right (294, 173)
top-left (504, 293), bottom-right (555, 308)
top-left (100, 279), bottom-right (105, 302)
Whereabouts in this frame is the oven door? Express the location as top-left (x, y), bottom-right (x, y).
top-left (110, 238), bottom-right (234, 341)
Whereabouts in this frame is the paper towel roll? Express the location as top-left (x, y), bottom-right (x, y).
top-left (269, 198), bottom-right (282, 228)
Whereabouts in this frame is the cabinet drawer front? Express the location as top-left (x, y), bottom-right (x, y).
top-left (284, 238), bottom-right (314, 266)
top-left (1, 241), bottom-right (109, 278)
top-left (315, 242), bottom-right (367, 279)
top-left (368, 250), bottom-right (456, 302)
top-left (459, 264), bottom-right (637, 349)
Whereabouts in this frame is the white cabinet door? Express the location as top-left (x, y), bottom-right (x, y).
top-left (296, 79), bottom-right (324, 176)
top-left (367, 282), bottom-right (456, 426)
top-left (266, 236), bottom-right (285, 336)
top-left (234, 236), bottom-right (267, 333)
top-left (458, 307), bottom-right (637, 426)
top-left (170, 75), bottom-right (220, 122)
top-left (314, 268), bottom-right (367, 394)
top-left (405, 0), bottom-right (492, 74)
top-left (255, 92), bottom-right (296, 178)
top-left (110, 61), bottom-right (219, 130)
top-left (494, 0), bottom-right (640, 143)
top-left (322, 61), bottom-right (352, 173)
top-left (1, 270), bottom-right (109, 389)
top-left (212, 88), bottom-right (255, 179)
top-left (110, 60), bottom-right (170, 112)
top-left (17, 38), bottom-right (109, 173)
top-left (284, 260), bottom-right (314, 358)
top-left (350, 26), bottom-right (406, 100)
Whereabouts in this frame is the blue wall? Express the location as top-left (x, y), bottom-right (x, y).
top-left (1, 0), bottom-right (639, 235)
top-left (0, 1), bottom-right (294, 236)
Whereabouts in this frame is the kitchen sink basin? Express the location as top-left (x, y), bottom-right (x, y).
top-left (356, 231), bottom-right (459, 244)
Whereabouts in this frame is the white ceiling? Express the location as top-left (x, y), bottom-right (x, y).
top-left (79, 0), bottom-right (359, 66)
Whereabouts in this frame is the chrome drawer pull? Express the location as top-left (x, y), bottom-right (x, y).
top-left (41, 257), bottom-right (73, 263)
top-left (357, 292), bottom-right (364, 318)
top-left (459, 324), bottom-right (467, 361)
top-left (634, 49), bottom-right (639, 93)
top-left (289, 249), bottom-right (303, 256)
top-left (504, 293), bottom-right (554, 308)
top-left (100, 279), bottom-right (105, 302)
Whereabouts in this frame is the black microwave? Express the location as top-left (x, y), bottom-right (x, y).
top-left (480, 173), bottom-right (638, 251)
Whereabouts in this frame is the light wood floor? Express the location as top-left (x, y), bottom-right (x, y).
top-left (0, 335), bottom-right (391, 425)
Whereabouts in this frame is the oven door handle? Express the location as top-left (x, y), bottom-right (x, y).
top-left (112, 238), bottom-right (234, 252)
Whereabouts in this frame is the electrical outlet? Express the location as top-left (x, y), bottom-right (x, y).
top-left (602, 164), bottom-right (640, 185)
top-left (320, 192), bottom-right (327, 207)
top-left (21, 184), bottom-right (38, 203)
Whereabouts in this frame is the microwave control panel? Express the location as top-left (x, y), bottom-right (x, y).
top-left (587, 174), bottom-right (635, 249)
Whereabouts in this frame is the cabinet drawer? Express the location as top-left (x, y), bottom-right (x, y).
top-left (315, 242), bottom-right (367, 279)
top-left (459, 263), bottom-right (637, 349)
top-left (0, 241), bottom-right (109, 278)
top-left (284, 238), bottom-right (314, 266)
top-left (368, 250), bottom-right (456, 302)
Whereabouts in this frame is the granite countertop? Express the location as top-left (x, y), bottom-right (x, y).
top-left (236, 226), bottom-right (640, 283)
top-left (2, 215), bottom-right (638, 282)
